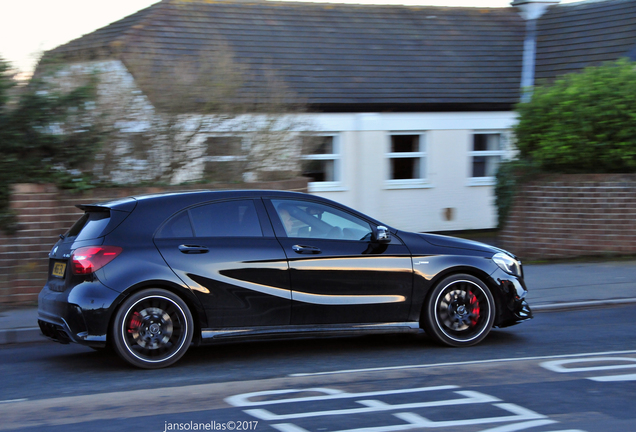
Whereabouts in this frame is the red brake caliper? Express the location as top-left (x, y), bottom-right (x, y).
top-left (128, 311), bottom-right (142, 333)
top-left (469, 292), bottom-right (480, 326)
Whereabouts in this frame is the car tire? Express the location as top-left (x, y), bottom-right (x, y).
top-left (112, 288), bottom-right (193, 369)
top-left (422, 274), bottom-right (495, 347)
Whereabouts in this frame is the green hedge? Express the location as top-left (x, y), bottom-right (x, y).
top-left (515, 59), bottom-right (636, 173)
top-left (497, 59), bottom-right (636, 228)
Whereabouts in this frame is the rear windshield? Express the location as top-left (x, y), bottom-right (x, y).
top-left (66, 211), bottom-right (111, 241)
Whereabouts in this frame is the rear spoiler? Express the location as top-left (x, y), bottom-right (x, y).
top-left (76, 197), bottom-right (137, 213)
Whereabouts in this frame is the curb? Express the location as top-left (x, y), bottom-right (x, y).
top-left (0, 328), bottom-right (43, 345)
top-left (532, 298), bottom-right (636, 312)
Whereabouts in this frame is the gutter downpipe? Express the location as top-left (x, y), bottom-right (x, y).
top-left (511, 0), bottom-right (560, 102)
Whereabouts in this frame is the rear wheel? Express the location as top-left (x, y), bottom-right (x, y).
top-left (112, 288), bottom-right (193, 369)
top-left (422, 274), bottom-right (495, 347)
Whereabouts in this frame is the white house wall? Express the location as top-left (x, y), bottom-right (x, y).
top-left (305, 112), bottom-right (518, 233)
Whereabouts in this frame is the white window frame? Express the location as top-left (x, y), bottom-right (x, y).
top-left (385, 132), bottom-right (430, 189)
top-left (468, 131), bottom-right (510, 186)
top-left (301, 133), bottom-right (344, 192)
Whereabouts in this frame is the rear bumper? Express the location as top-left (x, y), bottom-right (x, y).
top-left (38, 318), bottom-right (74, 344)
top-left (38, 279), bottom-right (121, 347)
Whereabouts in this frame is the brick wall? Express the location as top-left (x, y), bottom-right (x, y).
top-left (499, 174), bottom-right (636, 260)
top-left (0, 179), bottom-right (308, 305)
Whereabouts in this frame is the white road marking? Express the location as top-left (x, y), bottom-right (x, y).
top-left (268, 400), bottom-right (552, 432)
top-left (588, 373), bottom-right (636, 382)
top-left (289, 349), bottom-right (636, 377)
top-left (0, 399), bottom-right (27, 404)
top-left (271, 424), bottom-right (310, 432)
top-left (541, 356), bottom-right (636, 382)
top-left (242, 389), bottom-right (499, 421)
top-left (478, 419), bottom-right (558, 432)
top-left (393, 402), bottom-right (547, 427)
top-left (225, 385), bottom-right (457, 407)
top-left (540, 357), bottom-right (636, 373)
top-left (230, 385), bottom-right (564, 432)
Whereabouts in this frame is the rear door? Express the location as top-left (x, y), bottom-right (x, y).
top-left (265, 198), bottom-right (413, 325)
top-left (154, 198), bottom-right (291, 328)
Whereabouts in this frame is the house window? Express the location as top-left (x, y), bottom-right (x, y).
top-left (206, 136), bottom-right (244, 160)
top-left (386, 133), bottom-right (427, 188)
top-left (301, 135), bottom-right (341, 189)
top-left (204, 136), bottom-right (246, 182)
top-left (470, 133), bottom-right (506, 181)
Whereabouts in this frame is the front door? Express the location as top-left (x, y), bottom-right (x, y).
top-left (266, 198), bottom-right (413, 325)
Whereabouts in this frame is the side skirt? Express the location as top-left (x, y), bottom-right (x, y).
top-left (200, 322), bottom-right (421, 343)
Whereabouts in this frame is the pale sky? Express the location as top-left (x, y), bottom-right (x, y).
top-left (1, 0), bottom-right (581, 75)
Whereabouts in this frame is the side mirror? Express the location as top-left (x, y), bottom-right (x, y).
top-left (374, 226), bottom-right (391, 244)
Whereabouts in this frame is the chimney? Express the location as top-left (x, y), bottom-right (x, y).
top-left (512, 0), bottom-right (560, 101)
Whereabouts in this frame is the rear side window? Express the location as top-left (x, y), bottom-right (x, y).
top-left (156, 200), bottom-right (262, 238)
top-left (190, 200), bottom-right (262, 237)
top-left (65, 211), bottom-right (111, 241)
top-left (156, 211), bottom-right (194, 238)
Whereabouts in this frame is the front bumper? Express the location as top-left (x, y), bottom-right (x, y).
top-left (38, 279), bottom-right (121, 347)
top-left (489, 268), bottom-right (533, 328)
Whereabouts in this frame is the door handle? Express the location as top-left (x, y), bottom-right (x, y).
top-left (178, 244), bottom-right (209, 254)
top-left (292, 244), bottom-right (321, 254)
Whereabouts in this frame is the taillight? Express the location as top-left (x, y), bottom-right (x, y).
top-left (71, 246), bottom-right (122, 275)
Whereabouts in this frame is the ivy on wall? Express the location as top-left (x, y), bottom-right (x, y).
top-left (0, 58), bottom-right (102, 233)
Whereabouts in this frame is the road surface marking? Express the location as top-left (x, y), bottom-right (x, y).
top-left (588, 373), bottom-right (636, 382)
top-left (0, 399), bottom-right (27, 404)
top-left (289, 349), bottom-right (636, 377)
top-left (540, 357), bottom-right (636, 373)
top-left (226, 385), bottom-right (457, 408)
top-left (242, 390), bottom-right (499, 421)
top-left (229, 385), bottom-right (561, 432)
top-left (478, 419), bottom-right (560, 432)
top-left (541, 356), bottom-right (636, 382)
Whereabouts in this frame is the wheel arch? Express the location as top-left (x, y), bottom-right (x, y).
top-left (420, 265), bottom-right (502, 326)
top-left (107, 280), bottom-right (206, 347)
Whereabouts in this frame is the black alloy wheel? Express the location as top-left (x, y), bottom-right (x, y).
top-left (112, 288), bottom-right (193, 369)
top-left (422, 274), bottom-right (495, 347)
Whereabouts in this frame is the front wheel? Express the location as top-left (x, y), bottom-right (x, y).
top-left (112, 288), bottom-right (193, 369)
top-left (422, 274), bottom-right (495, 347)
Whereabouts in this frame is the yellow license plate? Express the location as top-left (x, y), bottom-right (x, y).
top-left (52, 262), bottom-right (66, 278)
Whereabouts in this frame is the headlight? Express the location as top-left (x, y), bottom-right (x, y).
top-left (492, 252), bottom-right (522, 277)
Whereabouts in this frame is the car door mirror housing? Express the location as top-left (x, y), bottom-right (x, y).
top-left (374, 226), bottom-right (391, 244)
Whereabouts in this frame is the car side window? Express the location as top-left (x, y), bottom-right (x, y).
top-left (157, 200), bottom-right (262, 238)
top-left (156, 211), bottom-right (194, 238)
top-left (271, 199), bottom-right (372, 240)
top-left (190, 200), bottom-right (262, 237)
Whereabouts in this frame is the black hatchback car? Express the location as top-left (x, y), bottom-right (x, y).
top-left (38, 190), bottom-right (531, 368)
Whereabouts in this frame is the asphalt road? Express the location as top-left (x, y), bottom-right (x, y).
top-left (1, 305), bottom-right (635, 432)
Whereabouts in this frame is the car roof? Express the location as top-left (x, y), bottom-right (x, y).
top-left (80, 189), bottom-right (391, 236)
top-left (81, 190), bottom-right (313, 212)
